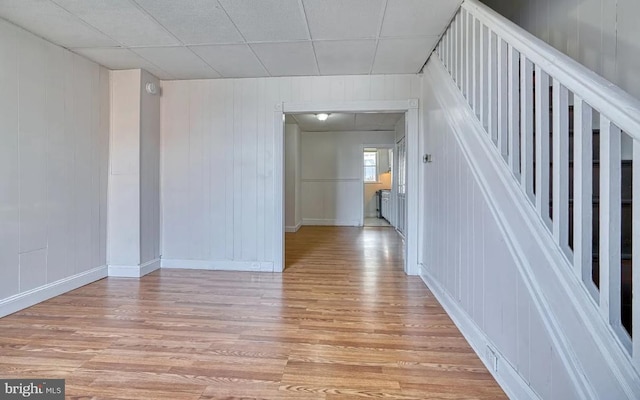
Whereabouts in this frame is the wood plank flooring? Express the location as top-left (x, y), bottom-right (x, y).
top-left (0, 226), bottom-right (506, 399)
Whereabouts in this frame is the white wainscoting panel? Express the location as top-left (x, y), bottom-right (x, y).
top-left (0, 19), bottom-right (109, 312)
top-left (420, 60), bottom-right (584, 399)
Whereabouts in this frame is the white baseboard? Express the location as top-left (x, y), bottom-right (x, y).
top-left (303, 218), bottom-right (360, 226)
top-left (108, 258), bottom-right (160, 278)
top-left (419, 265), bottom-right (540, 400)
top-left (161, 259), bottom-right (274, 272)
top-left (0, 265), bottom-right (108, 318)
top-left (285, 221), bottom-right (303, 233)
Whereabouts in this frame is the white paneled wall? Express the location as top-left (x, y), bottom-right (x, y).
top-left (284, 123), bottom-right (301, 232)
top-left (392, 114), bottom-right (406, 229)
top-left (108, 69), bottom-right (161, 277)
top-left (301, 131), bottom-right (395, 225)
top-left (420, 66), bottom-right (580, 399)
top-left (140, 70), bottom-right (161, 266)
top-left (161, 75), bottom-right (419, 271)
top-left (108, 70), bottom-right (141, 267)
top-left (482, 0), bottom-right (640, 99)
top-left (0, 19), bottom-right (109, 316)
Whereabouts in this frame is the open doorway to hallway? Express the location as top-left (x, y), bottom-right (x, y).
top-left (274, 99), bottom-right (419, 275)
top-left (283, 111), bottom-right (406, 270)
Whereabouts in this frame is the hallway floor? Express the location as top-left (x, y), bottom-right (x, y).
top-left (363, 217), bottom-right (392, 227)
top-left (0, 226), bottom-right (506, 399)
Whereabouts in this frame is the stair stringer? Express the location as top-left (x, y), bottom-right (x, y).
top-left (419, 57), bottom-right (640, 399)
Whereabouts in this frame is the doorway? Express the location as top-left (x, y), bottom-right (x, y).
top-left (363, 146), bottom-right (394, 228)
top-left (274, 100), bottom-right (419, 275)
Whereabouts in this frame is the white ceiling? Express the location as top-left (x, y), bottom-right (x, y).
top-left (0, 0), bottom-right (461, 80)
top-left (286, 112), bottom-right (403, 132)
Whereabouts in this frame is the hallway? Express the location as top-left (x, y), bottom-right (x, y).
top-left (0, 227), bottom-right (505, 399)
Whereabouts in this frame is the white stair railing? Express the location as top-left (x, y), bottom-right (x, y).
top-left (435, 0), bottom-right (640, 367)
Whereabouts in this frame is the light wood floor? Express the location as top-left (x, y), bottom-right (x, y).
top-left (0, 226), bottom-right (506, 399)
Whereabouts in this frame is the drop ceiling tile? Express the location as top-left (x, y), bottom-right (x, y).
top-left (190, 44), bottom-right (268, 78)
top-left (372, 37), bottom-right (438, 74)
top-left (302, 0), bottom-right (385, 40)
top-left (132, 47), bottom-right (220, 79)
top-left (52, 0), bottom-right (180, 46)
top-left (72, 47), bottom-right (171, 78)
top-left (0, 0), bottom-right (118, 48)
top-left (381, 0), bottom-right (461, 37)
top-left (251, 42), bottom-right (318, 77)
top-left (314, 40), bottom-right (376, 75)
top-left (218, 0), bottom-right (308, 42)
top-left (133, 0), bottom-right (243, 45)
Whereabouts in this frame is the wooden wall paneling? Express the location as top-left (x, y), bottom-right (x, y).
top-left (617, 0), bottom-right (640, 99)
top-left (163, 81), bottom-right (190, 259)
top-left (63, 49), bottom-right (78, 274)
top-left (255, 79), bottom-right (266, 260)
top-left (528, 305), bottom-right (553, 399)
top-left (160, 75), bottom-right (417, 269)
top-left (454, 142), bottom-right (462, 301)
top-left (232, 81), bottom-right (243, 260)
top-left (90, 61), bottom-right (101, 272)
top-left (222, 80), bottom-right (235, 261)
top-left (99, 67), bottom-right (110, 267)
top-left (18, 36), bottom-right (48, 291)
top-left (45, 44), bottom-right (68, 283)
top-left (108, 70), bottom-right (141, 267)
top-left (241, 79), bottom-right (258, 262)
top-left (0, 21), bottom-right (20, 299)
top-left (264, 78), bottom-right (280, 262)
top-left (139, 70), bottom-right (161, 266)
top-left (188, 80), bottom-right (208, 260)
top-left (501, 242), bottom-right (519, 364)
top-left (74, 56), bottom-right (95, 274)
top-left (18, 34), bottom-right (48, 256)
top-left (0, 19), bottom-right (108, 310)
top-left (209, 80), bottom-right (227, 260)
top-left (516, 275), bottom-right (532, 384)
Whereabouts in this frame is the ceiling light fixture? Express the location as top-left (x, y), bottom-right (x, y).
top-left (316, 113), bottom-right (329, 121)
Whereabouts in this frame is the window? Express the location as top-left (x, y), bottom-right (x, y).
top-left (363, 150), bottom-right (378, 183)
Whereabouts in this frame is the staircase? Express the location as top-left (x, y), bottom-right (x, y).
top-left (427, 0), bottom-right (640, 397)
top-left (540, 92), bottom-right (635, 335)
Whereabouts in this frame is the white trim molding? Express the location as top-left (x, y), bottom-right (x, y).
top-left (302, 219), bottom-right (361, 227)
top-left (108, 258), bottom-right (160, 278)
top-left (275, 99), bottom-right (420, 275)
top-left (161, 259), bottom-right (274, 272)
top-left (420, 265), bottom-right (540, 400)
top-left (285, 221), bottom-right (303, 233)
top-left (0, 266), bottom-right (108, 318)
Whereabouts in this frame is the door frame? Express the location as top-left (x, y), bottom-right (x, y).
top-left (274, 99), bottom-right (420, 275)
